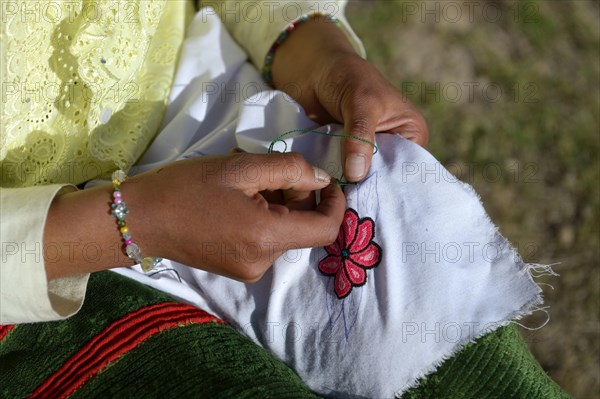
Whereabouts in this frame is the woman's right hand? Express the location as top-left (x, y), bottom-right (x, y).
top-left (45, 152), bottom-right (346, 283)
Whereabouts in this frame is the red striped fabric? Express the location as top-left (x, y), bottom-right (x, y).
top-left (0, 324), bottom-right (15, 341)
top-left (29, 302), bottom-right (222, 399)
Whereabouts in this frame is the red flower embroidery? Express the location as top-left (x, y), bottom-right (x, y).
top-left (319, 208), bottom-right (382, 299)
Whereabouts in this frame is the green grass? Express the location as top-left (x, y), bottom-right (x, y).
top-left (346, 1), bottom-right (599, 396)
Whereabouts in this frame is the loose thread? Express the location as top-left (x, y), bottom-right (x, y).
top-left (268, 129), bottom-right (378, 185)
top-left (147, 267), bottom-right (182, 283)
top-left (513, 305), bottom-right (551, 331)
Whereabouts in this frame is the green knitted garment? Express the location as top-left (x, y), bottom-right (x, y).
top-left (0, 272), bottom-right (569, 398)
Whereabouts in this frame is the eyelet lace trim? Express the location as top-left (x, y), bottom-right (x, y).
top-left (1, 0), bottom-right (185, 186)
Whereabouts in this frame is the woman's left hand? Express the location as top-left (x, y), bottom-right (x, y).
top-left (271, 16), bottom-right (429, 182)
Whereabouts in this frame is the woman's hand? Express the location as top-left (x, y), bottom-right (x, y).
top-left (126, 153), bottom-right (345, 282)
top-left (45, 153), bottom-right (345, 282)
top-left (271, 16), bottom-right (429, 182)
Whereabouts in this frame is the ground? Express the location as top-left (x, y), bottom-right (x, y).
top-left (346, 1), bottom-right (599, 397)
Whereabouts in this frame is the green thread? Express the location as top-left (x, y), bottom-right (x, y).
top-left (268, 129), bottom-right (378, 185)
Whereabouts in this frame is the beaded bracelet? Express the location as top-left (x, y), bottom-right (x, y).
top-left (262, 14), bottom-right (342, 86)
top-left (111, 170), bottom-right (163, 272)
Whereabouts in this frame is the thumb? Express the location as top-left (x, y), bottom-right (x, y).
top-left (342, 110), bottom-right (380, 182)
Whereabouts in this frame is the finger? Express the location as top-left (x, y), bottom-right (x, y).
top-left (232, 152), bottom-right (332, 194)
top-left (282, 189), bottom-right (316, 211)
top-left (383, 102), bottom-right (430, 147)
top-left (342, 101), bottom-right (381, 182)
top-left (270, 183), bottom-right (346, 249)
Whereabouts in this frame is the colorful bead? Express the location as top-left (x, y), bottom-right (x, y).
top-left (112, 170), bottom-right (127, 182)
top-left (141, 257), bottom-right (164, 273)
top-left (112, 202), bottom-right (128, 220)
top-left (141, 257), bottom-right (155, 272)
top-left (125, 243), bottom-right (141, 260)
top-left (111, 169), bottom-right (162, 272)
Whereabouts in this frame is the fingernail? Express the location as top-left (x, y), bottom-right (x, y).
top-left (313, 166), bottom-right (332, 184)
top-left (345, 154), bottom-right (366, 181)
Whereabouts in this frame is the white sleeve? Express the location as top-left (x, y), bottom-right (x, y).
top-left (202, 0), bottom-right (366, 69)
top-left (1, 185), bottom-right (89, 324)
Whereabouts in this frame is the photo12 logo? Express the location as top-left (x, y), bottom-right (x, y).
top-left (400, 1), bottom-right (539, 24)
top-left (1, 1), bottom-right (144, 24)
top-left (401, 81), bottom-right (539, 104)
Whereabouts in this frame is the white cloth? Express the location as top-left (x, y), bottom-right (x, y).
top-left (112, 9), bottom-right (542, 398)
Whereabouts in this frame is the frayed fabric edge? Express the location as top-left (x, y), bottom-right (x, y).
top-left (513, 263), bottom-right (560, 331)
top-left (392, 179), bottom-right (559, 398)
top-left (393, 260), bottom-right (555, 398)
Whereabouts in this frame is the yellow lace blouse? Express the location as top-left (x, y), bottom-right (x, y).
top-left (1, 0), bottom-right (190, 187)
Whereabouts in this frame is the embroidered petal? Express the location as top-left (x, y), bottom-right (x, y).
top-left (342, 209), bottom-right (359, 248)
top-left (344, 259), bottom-right (366, 285)
top-left (349, 218), bottom-right (375, 253)
top-left (319, 255), bottom-right (342, 275)
top-left (334, 268), bottom-right (352, 299)
top-left (325, 227), bottom-right (344, 256)
top-left (319, 208), bottom-right (383, 300)
top-left (350, 242), bottom-right (382, 268)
